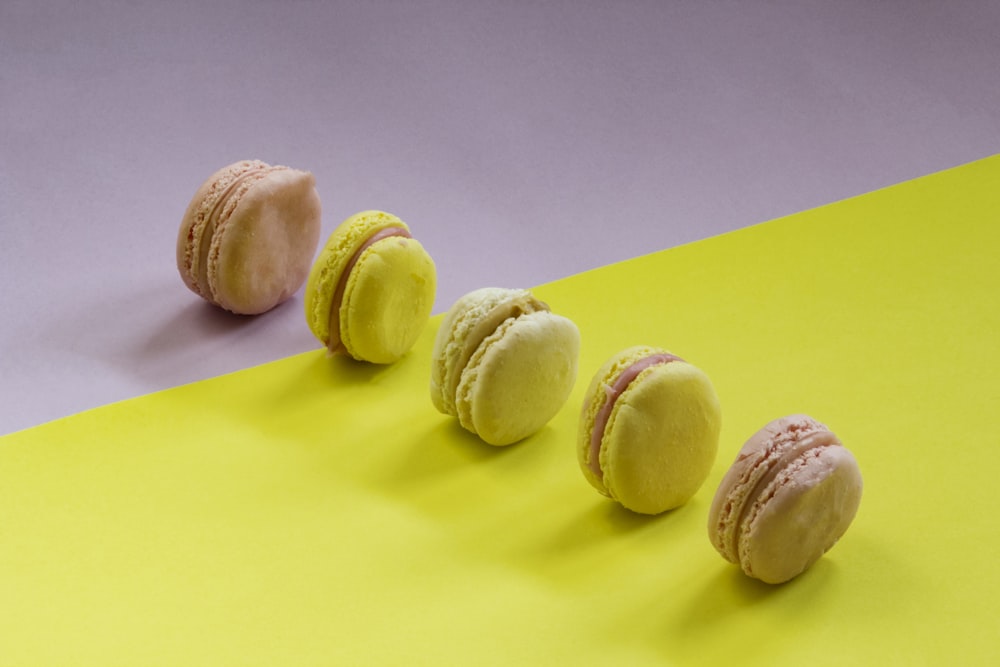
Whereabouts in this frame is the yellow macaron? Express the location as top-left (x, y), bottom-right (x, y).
top-left (578, 345), bottom-right (721, 514)
top-left (304, 210), bottom-right (436, 363)
top-left (430, 287), bottom-right (580, 446)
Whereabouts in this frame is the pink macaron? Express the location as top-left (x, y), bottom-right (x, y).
top-left (176, 159), bottom-right (322, 315)
top-left (708, 415), bottom-right (863, 584)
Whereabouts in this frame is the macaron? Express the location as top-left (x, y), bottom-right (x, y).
top-left (177, 159), bottom-right (322, 315)
top-left (708, 414), bottom-right (863, 584)
top-left (578, 346), bottom-right (722, 514)
top-left (304, 210), bottom-right (436, 364)
top-left (430, 287), bottom-right (580, 446)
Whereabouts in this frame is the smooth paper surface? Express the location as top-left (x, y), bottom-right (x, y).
top-left (2, 156), bottom-right (999, 665)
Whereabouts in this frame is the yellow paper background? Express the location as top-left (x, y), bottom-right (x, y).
top-left (2, 156), bottom-right (999, 665)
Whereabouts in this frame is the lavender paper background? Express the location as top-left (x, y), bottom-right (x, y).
top-left (2, 0), bottom-right (999, 435)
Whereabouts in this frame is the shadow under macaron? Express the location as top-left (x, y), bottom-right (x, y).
top-left (548, 495), bottom-right (690, 551)
top-left (682, 553), bottom-right (837, 625)
top-left (625, 558), bottom-right (841, 665)
top-left (320, 349), bottom-right (402, 384)
top-left (357, 419), bottom-right (545, 528)
top-left (87, 281), bottom-right (310, 387)
top-left (381, 419), bottom-right (533, 486)
top-left (142, 285), bottom-right (265, 352)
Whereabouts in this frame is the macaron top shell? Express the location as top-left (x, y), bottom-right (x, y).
top-left (708, 414), bottom-right (863, 584)
top-left (740, 444), bottom-right (862, 584)
top-left (579, 346), bottom-right (721, 514)
top-left (177, 159), bottom-right (266, 299)
top-left (709, 415), bottom-right (825, 561)
top-left (430, 287), bottom-right (548, 417)
top-left (304, 210), bottom-right (436, 363)
top-left (339, 234), bottom-right (436, 363)
top-left (430, 287), bottom-right (580, 446)
top-left (177, 160), bottom-right (321, 315)
top-left (454, 309), bottom-right (579, 446)
top-left (304, 210), bottom-right (407, 346)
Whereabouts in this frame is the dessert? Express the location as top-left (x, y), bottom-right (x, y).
top-left (708, 414), bottom-right (863, 584)
top-left (176, 159), bottom-right (322, 315)
top-left (430, 287), bottom-right (580, 445)
top-left (304, 210), bottom-right (436, 363)
top-left (578, 345), bottom-right (721, 514)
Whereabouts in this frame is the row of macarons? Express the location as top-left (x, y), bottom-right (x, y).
top-left (176, 159), bottom-right (863, 584)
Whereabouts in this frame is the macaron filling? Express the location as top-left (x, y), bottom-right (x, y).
top-left (326, 226), bottom-right (412, 353)
top-left (587, 353), bottom-right (683, 480)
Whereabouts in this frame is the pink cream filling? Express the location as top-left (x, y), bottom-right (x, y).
top-left (326, 226), bottom-right (411, 352)
top-left (588, 353), bottom-right (684, 480)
